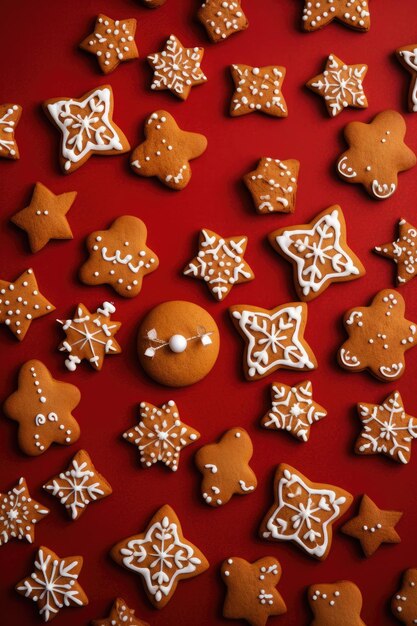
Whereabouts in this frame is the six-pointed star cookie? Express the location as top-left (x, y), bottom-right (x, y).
top-left (230, 65), bottom-right (288, 117)
top-left (147, 34), bottom-right (207, 100)
top-left (341, 494), bottom-right (402, 557)
top-left (261, 380), bottom-right (327, 442)
top-left (130, 110), bottom-right (207, 190)
top-left (269, 205), bottom-right (365, 301)
top-left (308, 581), bottom-right (366, 625)
top-left (221, 556), bottom-right (287, 626)
top-left (375, 218), bottom-right (417, 286)
top-left (229, 303), bottom-right (317, 381)
top-left (392, 569), bottom-right (417, 625)
top-left (338, 289), bottom-right (417, 381)
top-left (92, 597), bottom-right (150, 626)
top-left (123, 400), bottom-right (200, 471)
top-left (260, 463), bottom-right (352, 560)
top-left (301, 0), bottom-right (371, 32)
top-left (355, 391), bottom-right (417, 464)
top-left (0, 268), bottom-right (55, 341)
top-left (198, 0), bottom-right (248, 43)
top-left (243, 157), bottom-right (299, 215)
top-left (11, 182), bottom-right (76, 253)
top-left (111, 504), bottom-right (209, 608)
top-left (16, 546), bottom-right (88, 622)
top-left (336, 110), bottom-right (416, 200)
top-left (0, 477), bottom-right (49, 546)
top-left (306, 53), bottom-right (368, 117)
top-left (0, 103), bottom-right (22, 160)
top-left (396, 44), bottom-right (417, 113)
top-left (79, 14), bottom-right (138, 74)
top-left (184, 228), bottom-right (254, 300)
top-left (3, 360), bottom-right (81, 456)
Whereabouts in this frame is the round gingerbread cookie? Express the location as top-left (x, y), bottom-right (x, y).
top-left (137, 300), bottom-right (220, 387)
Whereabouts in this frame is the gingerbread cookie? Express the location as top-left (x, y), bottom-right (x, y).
top-left (138, 300), bottom-right (220, 387)
top-left (396, 45), bottom-right (417, 113)
top-left (392, 569), bottom-right (417, 625)
top-left (43, 449), bottom-right (112, 520)
top-left (374, 219), bottom-right (417, 286)
top-left (141, 0), bottom-right (166, 7)
top-left (195, 427), bottom-right (257, 507)
top-left (355, 391), bottom-right (417, 464)
top-left (336, 110), bottom-right (416, 199)
top-left (198, 1), bottom-right (248, 43)
top-left (338, 289), bottom-right (417, 381)
top-left (269, 205), bottom-right (365, 301)
top-left (4, 360), bottom-right (80, 456)
top-left (57, 301), bottom-right (122, 371)
top-left (260, 463), bottom-right (352, 560)
top-left (243, 158), bottom-right (299, 215)
top-left (0, 477), bottom-right (49, 546)
top-left (79, 14), bottom-right (138, 74)
top-left (230, 65), bottom-right (287, 118)
top-left (111, 504), bottom-right (209, 608)
top-left (308, 581), bottom-right (366, 626)
top-left (221, 557), bottom-right (286, 626)
top-left (130, 111), bottom-right (207, 190)
top-left (301, 0), bottom-right (370, 32)
top-left (184, 229), bottom-right (254, 301)
top-left (0, 104), bottom-right (22, 160)
top-left (79, 216), bottom-right (158, 297)
top-left (261, 380), bottom-right (327, 442)
top-left (44, 85), bottom-right (130, 174)
top-left (92, 598), bottom-right (149, 626)
top-left (229, 303), bottom-right (317, 381)
top-left (306, 54), bottom-right (368, 117)
top-left (16, 546), bottom-right (88, 622)
top-left (0, 268), bottom-right (55, 340)
top-left (148, 35), bottom-right (207, 100)
top-left (123, 400), bottom-right (200, 471)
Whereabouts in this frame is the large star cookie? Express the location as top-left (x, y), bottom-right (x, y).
top-left (392, 569), bottom-right (417, 624)
top-left (243, 157), bottom-right (299, 215)
top-left (198, 1), bottom-right (248, 43)
top-left (230, 65), bottom-right (287, 117)
top-left (0, 103), bottom-right (22, 160)
top-left (308, 581), bottom-right (366, 625)
top-left (375, 218), bottom-right (417, 286)
top-left (336, 110), bottom-right (416, 200)
top-left (260, 463), bottom-right (352, 560)
top-left (92, 598), bottom-right (149, 626)
top-left (111, 504), bottom-right (209, 608)
top-left (269, 205), bottom-right (365, 301)
top-left (0, 477), bottom-right (49, 546)
top-left (79, 14), bottom-right (138, 74)
top-left (130, 111), bottom-right (207, 190)
top-left (396, 44), bottom-right (417, 113)
top-left (338, 289), bottom-right (417, 381)
top-left (301, 0), bottom-right (371, 32)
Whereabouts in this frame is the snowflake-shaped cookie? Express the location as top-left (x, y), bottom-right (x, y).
top-left (375, 218), bottom-right (417, 286)
top-left (0, 477), bottom-right (49, 546)
top-left (0, 104), bottom-right (22, 160)
top-left (79, 14), bottom-right (138, 74)
top-left (396, 44), bottom-right (417, 113)
top-left (243, 157), bottom-right (299, 214)
top-left (230, 65), bottom-right (288, 117)
top-left (301, 0), bottom-right (371, 32)
top-left (198, 0), bottom-right (248, 43)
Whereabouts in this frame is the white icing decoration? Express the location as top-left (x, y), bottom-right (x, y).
top-left (379, 362), bottom-right (404, 379)
top-left (398, 48), bottom-right (417, 112)
top-left (337, 155), bottom-right (357, 179)
top-left (239, 480), bottom-right (255, 492)
top-left (339, 348), bottom-right (361, 368)
top-left (0, 478), bottom-right (48, 545)
top-left (310, 54), bottom-right (367, 116)
top-left (144, 326), bottom-right (213, 358)
top-left (371, 180), bottom-right (396, 199)
top-left (0, 105), bottom-right (19, 156)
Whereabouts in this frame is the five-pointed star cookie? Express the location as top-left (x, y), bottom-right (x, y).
top-left (355, 391), bottom-right (417, 464)
top-left (11, 182), bottom-right (76, 253)
top-left (230, 65), bottom-right (288, 117)
top-left (269, 205), bottom-right (365, 301)
top-left (392, 569), bottom-right (417, 625)
top-left (57, 301), bottom-right (122, 371)
top-left (92, 598), bottom-right (150, 626)
top-left (3, 360), bottom-right (81, 456)
top-left (260, 463), bottom-right (352, 560)
top-left (306, 53), bottom-right (368, 117)
top-left (43, 449), bottom-right (112, 520)
top-left (130, 110), bottom-right (207, 190)
top-left (0, 104), bottom-right (22, 160)
top-left (0, 268), bottom-right (55, 341)
top-left (147, 34), bottom-right (207, 100)
top-left (243, 157), bottom-right (299, 214)
top-left (0, 477), bottom-right (49, 546)
top-left (375, 218), bottom-right (417, 286)
top-left (79, 14), bottom-right (138, 74)
top-left (123, 400), bottom-right (200, 471)
top-left (341, 494), bottom-right (402, 557)
top-left (338, 289), bottom-right (417, 382)
top-left (308, 581), bottom-right (366, 626)
top-left (301, 0), bottom-right (371, 32)
top-left (261, 380), bottom-right (327, 442)
top-left (336, 110), bottom-right (416, 200)
top-left (198, 0), bottom-right (248, 43)
top-left (396, 44), bottom-right (417, 113)
top-left (229, 303), bottom-right (317, 381)
top-left (111, 504), bottom-right (209, 608)
top-left (184, 228), bottom-right (254, 301)
top-left (16, 546), bottom-right (88, 622)
top-left (221, 556), bottom-right (287, 626)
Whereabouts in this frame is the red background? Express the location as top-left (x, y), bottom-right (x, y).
top-left (1, 1), bottom-right (417, 624)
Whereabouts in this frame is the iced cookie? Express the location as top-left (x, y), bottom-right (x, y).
top-left (0, 477), bottom-right (49, 546)
top-left (392, 569), bottom-right (417, 625)
top-left (0, 104), bottom-right (22, 160)
top-left (230, 65), bottom-right (287, 118)
top-left (92, 598), bottom-right (150, 626)
top-left (396, 45), bottom-right (417, 113)
top-left (301, 0), bottom-right (370, 32)
top-left (79, 14), bottom-right (138, 74)
top-left (308, 581), bottom-right (366, 625)
top-left (198, 1), bottom-right (248, 43)
top-left (374, 219), bottom-right (417, 286)
top-left (243, 158), bottom-right (299, 215)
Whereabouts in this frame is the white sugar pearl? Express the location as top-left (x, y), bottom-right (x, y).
top-left (168, 334), bottom-right (187, 353)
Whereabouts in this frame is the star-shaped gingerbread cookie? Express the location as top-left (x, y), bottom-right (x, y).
top-left (111, 504), bottom-right (209, 608)
top-left (147, 35), bottom-right (207, 100)
top-left (341, 494), bottom-right (402, 557)
top-left (243, 157), bottom-right (299, 215)
top-left (230, 65), bottom-right (287, 117)
top-left (301, 0), bottom-right (371, 32)
top-left (221, 557), bottom-right (287, 626)
top-left (336, 110), bottom-right (416, 200)
top-left (392, 569), bottom-right (417, 625)
top-left (130, 110), bottom-right (207, 190)
top-left (198, 1), bottom-right (248, 43)
top-left (308, 581), bottom-right (366, 626)
top-left (79, 14), bottom-right (138, 74)
top-left (0, 477), bottom-right (49, 546)
top-left (306, 53), bottom-right (368, 117)
top-left (0, 104), bottom-right (22, 160)
top-left (375, 218), bottom-right (417, 286)
top-left (396, 44), bottom-right (417, 113)
top-left (123, 400), bottom-right (200, 471)
top-left (92, 598), bottom-right (149, 626)
top-left (338, 289), bottom-right (417, 382)
top-left (184, 228), bottom-right (254, 300)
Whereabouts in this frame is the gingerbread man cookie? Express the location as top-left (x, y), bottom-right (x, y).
top-left (301, 0), bottom-right (370, 32)
top-left (198, 1), bottom-right (248, 43)
top-left (0, 477), bottom-right (49, 546)
top-left (0, 104), bottom-right (21, 160)
top-left (230, 65), bottom-right (287, 118)
top-left (195, 427), bottom-right (257, 507)
top-left (92, 598), bottom-right (149, 626)
top-left (79, 14), bottom-right (138, 74)
top-left (374, 219), bottom-right (417, 286)
top-left (243, 158), bottom-right (299, 215)
top-left (392, 569), bottom-right (417, 625)
top-left (396, 45), bottom-right (417, 113)
top-left (308, 581), bottom-right (366, 625)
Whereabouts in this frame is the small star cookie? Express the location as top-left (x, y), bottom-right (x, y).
top-left (230, 65), bottom-right (287, 118)
top-left (392, 569), bottom-right (417, 625)
top-left (308, 581), bottom-right (366, 625)
top-left (198, 1), bottom-right (248, 43)
top-left (0, 477), bottom-right (49, 546)
top-left (301, 0), bottom-right (371, 32)
top-left (374, 218), bottom-right (417, 286)
top-left (396, 44), bottom-right (417, 113)
top-left (79, 14), bottom-right (138, 74)
top-left (92, 598), bottom-right (149, 626)
top-left (243, 157), bottom-right (299, 215)
top-left (0, 104), bottom-right (22, 160)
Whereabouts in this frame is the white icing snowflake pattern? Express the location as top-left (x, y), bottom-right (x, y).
top-left (0, 478), bottom-right (49, 546)
top-left (0, 104), bottom-right (20, 158)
